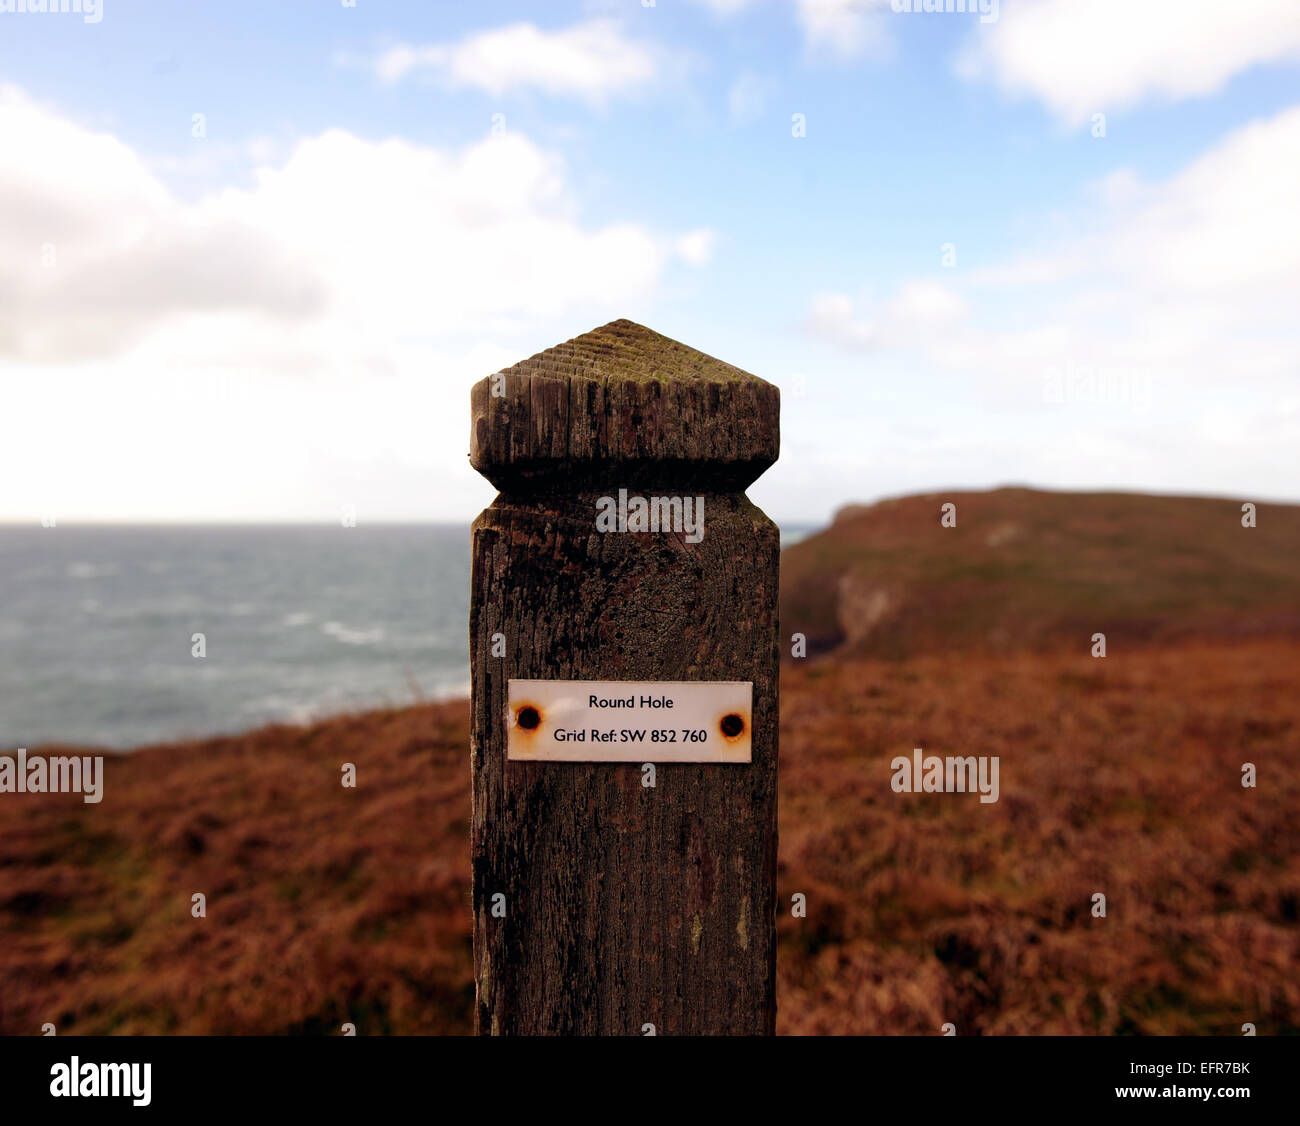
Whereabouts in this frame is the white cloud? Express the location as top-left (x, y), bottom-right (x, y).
top-left (372, 19), bottom-right (661, 103)
top-left (795, 0), bottom-right (893, 61)
top-left (957, 0), bottom-right (1300, 125)
top-left (223, 128), bottom-right (667, 340)
top-left (0, 85), bottom-right (678, 363)
top-left (807, 292), bottom-right (875, 349)
top-left (727, 72), bottom-right (771, 123)
top-left (690, 0), bottom-right (893, 60)
top-left (675, 228), bottom-right (717, 266)
top-left (886, 280), bottom-right (968, 328)
top-left (808, 104), bottom-right (1300, 408)
top-left (0, 86), bottom-right (323, 362)
top-left (147, 135), bottom-right (286, 183)
top-left (974, 104), bottom-right (1300, 319)
top-left (691, 0), bottom-right (757, 14)
top-left (1105, 108), bottom-right (1300, 295)
top-left (0, 85), bottom-right (705, 521)
top-left (807, 281), bottom-right (966, 351)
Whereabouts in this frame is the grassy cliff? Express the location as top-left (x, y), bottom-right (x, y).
top-left (781, 488), bottom-right (1300, 657)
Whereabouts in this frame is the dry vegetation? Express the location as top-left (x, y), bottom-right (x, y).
top-left (777, 640), bottom-right (1299, 1034)
top-left (2, 489), bottom-right (1298, 1034)
top-left (1, 639), bottom-right (1296, 1035)
top-left (0, 705), bottom-right (474, 1035)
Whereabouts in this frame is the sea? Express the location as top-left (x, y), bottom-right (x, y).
top-left (1, 523), bottom-right (814, 750)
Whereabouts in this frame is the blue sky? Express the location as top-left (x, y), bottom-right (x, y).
top-left (2, 0), bottom-right (1298, 523)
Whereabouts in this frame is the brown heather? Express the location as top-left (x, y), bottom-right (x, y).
top-left (1, 489), bottom-right (1298, 1034)
top-left (777, 640), bottom-right (1299, 1035)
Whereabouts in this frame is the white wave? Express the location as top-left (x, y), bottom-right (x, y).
top-left (66, 561), bottom-right (117, 579)
top-left (321, 620), bottom-right (387, 646)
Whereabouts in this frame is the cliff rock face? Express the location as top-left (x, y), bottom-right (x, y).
top-left (835, 574), bottom-right (899, 648)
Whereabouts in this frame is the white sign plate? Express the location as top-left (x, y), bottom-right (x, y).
top-left (506, 679), bottom-right (753, 762)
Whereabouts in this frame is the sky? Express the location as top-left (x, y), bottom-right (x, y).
top-left (1, 0), bottom-right (1297, 524)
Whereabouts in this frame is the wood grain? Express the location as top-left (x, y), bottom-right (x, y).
top-left (470, 320), bottom-right (780, 1034)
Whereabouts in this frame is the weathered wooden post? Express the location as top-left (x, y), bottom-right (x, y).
top-left (469, 319), bottom-right (779, 1035)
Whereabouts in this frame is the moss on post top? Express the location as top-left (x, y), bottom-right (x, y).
top-left (470, 319), bottom-right (780, 489)
top-left (494, 318), bottom-right (767, 386)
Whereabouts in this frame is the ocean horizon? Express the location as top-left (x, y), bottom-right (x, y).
top-left (1, 521), bottom-right (816, 750)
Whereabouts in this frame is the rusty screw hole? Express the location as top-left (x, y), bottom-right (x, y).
top-left (720, 713), bottom-right (744, 738)
top-left (517, 705), bottom-right (541, 731)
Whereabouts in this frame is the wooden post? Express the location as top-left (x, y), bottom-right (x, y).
top-left (469, 319), bottom-right (779, 1035)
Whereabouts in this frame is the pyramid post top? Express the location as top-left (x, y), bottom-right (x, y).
top-left (470, 320), bottom-right (780, 490)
